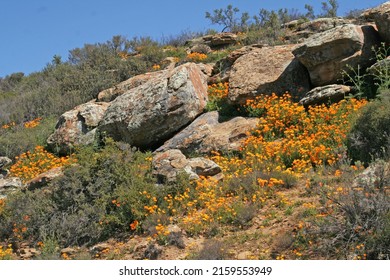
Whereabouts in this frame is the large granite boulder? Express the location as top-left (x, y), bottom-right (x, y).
top-left (228, 44), bottom-right (311, 104)
top-left (98, 63), bottom-right (208, 149)
top-left (209, 44), bottom-right (265, 84)
top-left (156, 111), bottom-right (258, 156)
top-left (47, 101), bottom-right (109, 154)
top-left (293, 24), bottom-right (381, 87)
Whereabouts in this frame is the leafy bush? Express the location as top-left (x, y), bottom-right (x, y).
top-left (0, 140), bottom-right (158, 247)
top-left (347, 95), bottom-right (390, 163)
top-left (0, 117), bottom-right (57, 159)
top-left (370, 43), bottom-right (390, 97)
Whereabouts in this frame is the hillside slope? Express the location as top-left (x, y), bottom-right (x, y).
top-left (1, 2), bottom-right (389, 260)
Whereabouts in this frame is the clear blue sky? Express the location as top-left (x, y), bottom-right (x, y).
top-left (0, 0), bottom-right (385, 77)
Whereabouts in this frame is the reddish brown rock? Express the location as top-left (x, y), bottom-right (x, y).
top-left (209, 44), bottom-right (265, 84)
top-left (293, 24), bottom-right (380, 86)
top-left (228, 44), bottom-right (311, 104)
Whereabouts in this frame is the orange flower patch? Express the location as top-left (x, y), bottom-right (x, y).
top-left (10, 146), bottom-right (77, 182)
top-left (187, 52), bottom-right (207, 62)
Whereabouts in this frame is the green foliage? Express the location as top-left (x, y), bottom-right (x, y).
top-left (204, 5), bottom-right (310, 46)
top-left (345, 43), bottom-right (390, 164)
top-left (0, 140), bottom-right (158, 247)
top-left (342, 65), bottom-right (367, 99)
top-left (0, 72), bottom-right (25, 92)
top-left (203, 1), bottom-right (342, 46)
top-left (0, 117), bottom-right (57, 159)
top-left (34, 237), bottom-right (61, 260)
top-left (342, 43), bottom-right (390, 100)
top-left (347, 95), bottom-right (390, 163)
top-left (370, 43), bottom-right (390, 96)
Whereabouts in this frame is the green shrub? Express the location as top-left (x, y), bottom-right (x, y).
top-left (342, 43), bottom-right (389, 100)
top-left (347, 95), bottom-right (390, 163)
top-left (0, 117), bottom-right (57, 159)
top-left (0, 139), bottom-right (158, 247)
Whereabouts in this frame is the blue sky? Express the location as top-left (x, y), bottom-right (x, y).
top-left (0, 0), bottom-right (385, 77)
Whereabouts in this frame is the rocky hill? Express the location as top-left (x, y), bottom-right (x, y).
top-left (0, 2), bottom-right (389, 260)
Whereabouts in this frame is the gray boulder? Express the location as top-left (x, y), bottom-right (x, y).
top-left (367, 55), bottom-right (390, 76)
top-left (353, 160), bottom-right (390, 189)
top-left (0, 156), bottom-right (12, 169)
top-left (186, 32), bottom-right (239, 49)
top-left (98, 63), bottom-right (208, 149)
top-left (25, 167), bottom-right (64, 191)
